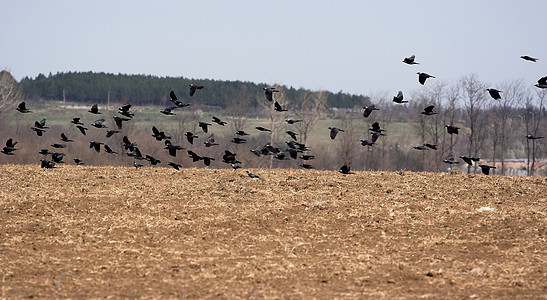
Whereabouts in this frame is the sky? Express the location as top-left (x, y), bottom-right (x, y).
top-left (1, 0), bottom-right (546, 97)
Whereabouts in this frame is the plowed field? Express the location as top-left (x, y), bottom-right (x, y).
top-left (1, 165), bottom-right (546, 299)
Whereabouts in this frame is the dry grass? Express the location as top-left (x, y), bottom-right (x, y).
top-left (1, 165), bottom-right (546, 299)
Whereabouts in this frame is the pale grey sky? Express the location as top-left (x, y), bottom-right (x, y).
top-left (1, 0), bottom-right (546, 97)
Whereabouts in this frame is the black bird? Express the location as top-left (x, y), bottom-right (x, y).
top-left (204, 134), bottom-right (218, 147)
top-left (145, 155), bottom-right (161, 165)
top-left (286, 130), bottom-right (298, 141)
top-left (460, 156), bottom-right (473, 166)
top-left (286, 148), bottom-right (301, 159)
top-left (127, 147), bottom-right (144, 160)
top-left (236, 130), bottom-right (250, 136)
top-left (133, 161), bottom-right (143, 169)
top-left (88, 104), bottom-right (101, 114)
top-left (360, 139), bottom-right (375, 147)
top-left (274, 101), bottom-right (288, 112)
top-left (520, 55), bottom-right (538, 62)
top-left (187, 150), bottom-right (202, 162)
top-left (51, 143), bottom-right (66, 149)
top-left (164, 140), bottom-right (183, 157)
top-left (198, 122), bottom-right (211, 133)
top-left (51, 152), bottom-right (65, 164)
top-left (417, 72), bottom-right (435, 85)
top-left (287, 141), bottom-right (309, 151)
top-left (1, 147), bottom-right (15, 155)
top-left (299, 154), bottom-right (315, 160)
top-left (231, 163), bottom-right (242, 170)
top-left (16, 102), bottom-right (32, 113)
top-left (526, 134), bottom-right (544, 140)
top-left (338, 164), bottom-right (353, 174)
top-left (403, 55), bottom-right (420, 65)
top-left (106, 130), bottom-right (120, 138)
top-left (535, 76), bottom-right (547, 89)
top-left (40, 159), bottom-right (56, 169)
top-left (250, 149), bottom-right (262, 157)
top-left (328, 127), bottom-right (344, 140)
top-left (300, 163), bottom-right (314, 169)
top-left (274, 152), bottom-right (289, 160)
top-left (74, 158), bottom-right (85, 165)
top-left (122, 136), bottom-right (137, 150)
top-left (60, 133), bottom-right (73, 142)
top-left (231, 137), bottom-right (247, 144)
top-left (246, 170), bottom-right (260, 179)
top-left (487, 88), bottom-right (502, 100)
top-left (263, 87), bottom-right (279, 101)
top-left (76, 125), bottom-right (87, 135)
top-left (363, 105), bottom-right (379, 118)
top-left (443, 156), bottom-right (459, 165)
top-left (5, 138), bottom-right (17, 149)
top-left (71, 117), bottom-right (84, 125)
top-left (113, 116), bottom-right (130, 129)
top-left (89, 141), bottom-right (103, 153)
top-left (185, 132), bottom-right (198, 144)
top-left (31, 127), bottom-right (46, 136)
top-left (369, 122), bottom-right (385, 133)
top-left (392, 91), bottom-right (408, 104)
top-left (479, 164), bottom-right (496, 175)
top-left (423, 143), bottom-right (437, 150)
top-left (118, 103), bottom-right (135, 118)
top-left (286, 119), bottom-right (302, 124)
top-left (445, 125), bottom-right (459, 135)
top-left (34, 118), bottom-right (48, 129)
top-left (202, 156), bottom-right (215, 167)
top-left (421, 105), bottom-right (437, 116)
top-left (151, 126), bottom-right (170, 141)
top-left (222, 150), bottom-right (240, 164)
top-left (212, 116), bottom-right (227, 126)
top-left (160, 106), bottom-right (177, 115)
top-left (39, 149), bottom-right (52, 156)
top-left (262, 144), bottom-right (281, 154)
top-left (413, 145), bottom-right (428, 150)
top-left (168, 162), bottom-right (182, 171)
top-left (371, 132), bottom-right (384, 143)
top-left (91, 119), bottom-right (107, 128)
top-left (189, 83), bottom-right (204, 96)
top-left (104, 144), bottom-right (117, 154)
top-left (255, 126), bottom-right (271, 132)
top-left (169, 91), bottom-right (191, 108)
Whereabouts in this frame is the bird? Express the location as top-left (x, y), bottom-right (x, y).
top-left (360, 139), bottom-right (375, 147)
top-left (443, 157), bottom-right (459, 164)
top-left (187, 150), bottom-right (202, 162)
top-left (133, 161), bottom-right (143, 169)
top-left (202, 156), bottom-right (215, 167)
top-left (198, 122), bottom-right (211, 133)
top-left (189, 83), bottom-right (204, 96)
top-left (104, 144), bottom-right (117, 154)
top-left (236, 130), bottom-right (250, 136)
top-left (274, 101), bottom-right (288, 112)
top-left (369, 122), bottom-right (385, 133)
top-left (212, 116), bottom-right (227, 126)
top-left (263, 87), bottom-right (279, 101)
top-left (445, 125), bottom-right (459, 135)
top-left (31, 127), bottom-right (46, 136)
top-left (255, 126), bottom-right (271, 132)
top-left (413, 145), bottom-right (428, 150)
top-left (250, 149), bottom-right (262, 157)
top-left (328, 127), bottom-right (344, 140)
top-left (51, 143), bottom-right (66, 149)
top-left (89, 141), bottom-right (103, 153)
top-left (71, 117), bottom-right (84, 125)
top-left (76, 125), bottom-right (88, 135)
top-left (520, 55), bottom-right (538, 62)
top-left (300, 164), bottom-right (314, 169)
top-left (479, 164), bottom-right (496, 175)
top-left (274, 152), bottom-right (289, 160)
top-left (113, 116), bottom-right (130, 129)
top-left (417, 72), bottom-right (435, 85)
top-left (169, 91), bottom-right (190, 108)
top-left (160, 106), bottom-right (177, 115)
top-left (535, 76), bottom-right (547, 89)
top-left (39, 149), bottom-right (53, 156)
top-left (40, 159), bottom-right (56, 168)
top-left (230, 163), bottom-right (242, 170)
top-left (338, 164), bottom-right (353, 174)
top-left (145, 155), bottom-right (161, 165)
top-left (363, 105), bottom-right (379, 118)
top-left (392, 91), bottom-right (408, 104)
top-left (60, 133), bottom-right (73, 142)
top-left (168, 162), bottom-right (182, 171)
top-left (164, 140), bottom-right (183, 157)
top-left (1, 146), bottom-right (15, 155)
top-left (526, 134), bottom-right (544, 140)
top-left (16, 102), bottom-right (32, 113)
top-left (460, 156), bottom-right (473, 166)
top-left (34, 118), bottom-right (48, 129)
top-left (246, 170), bottom-right (260, 179)
top-left (122, 136), bottom-right (137, 150)
top-left (421, 105), bottom-right (437, 116)
top-left (184, 132), bottom-right (198, 144)
top-left (106, 130), bottom-right (120, 138)
top-left (51, 152), bottom-right (65, 164)
top-left (371, 132), bottom-right (384, 143)
top-left (403, 55), bottom-right (420, 65)
top-left (204, 134), bottom-right (218, 147)
top-left (118, 103), bottom-right (135, 118)
top-left (2, 138), bottom-right (17, 155)
top-left (231, 137), bottom-right (247, 144)
top-left (91, 119), bottom-right (107, 128)
top-left (286, 148), bottom-right (301, 159)
top-left (487, 88), bottom-right (502, 100)
top-left (299, 154), bottom-right (315, 160)
top-left (286, 119), bottom-right (302, 124)
top-left (151, 126), bottom-right (170, 141)
top-left (286, 130), bottom-right (298, 141)
top-left (127, 147), bottom-right (144, 160)
top-left (88, 104), bottom-right (101, 114)
top-left (73, 158), bottom-right (85, 165)
top-left (423, 143), bottom-right (437, 150)
top-left (222, 150), bottom-right (240, 164)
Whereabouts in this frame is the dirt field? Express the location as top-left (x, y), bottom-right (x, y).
top-left (1, 165), bottom-right (546, 299)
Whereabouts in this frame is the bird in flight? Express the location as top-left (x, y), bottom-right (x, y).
top-left (160, 106), bottom-right (177, 115)
top-left (71, 117), bottom-right (84, 125)
top-left (168, 162), bottom-right (182, 171)
top-left (74, 158), bottom-right (85, 165)
top-left (88, 104), bottom-right (101, 114)
top-left (526, 134), bottom-right (544, 140)
top-left (338, 164), bottom-right (353, 174)
top-left (360, 139), bottom-right (375, 147)
top-left (535, 76), bottom-right (547, 89)
top-left (76, 125), bottom-right (88, 135)
top-left (363, 105), bottom-right (379, 118)
top-left (487, 88), bottom-right (502, 100)
top-left (286, 119), bottom-right (302, 124)
top-left (189, 84), bottom-right (204, 96)
top-left (91, 119), bottom-right (107, 128)
top-left (204, 134), bottom-right (218, 147)
top-left (169, 91), bottom-right (190, 108)
top-left (152, 126), bottom-right (171, 141)
top-left (392, 91), bottom-right (408, 104)
top-left (106, 130), bottom-right (120, 138)
top-left (328, 127), bottom-right (345, 140)
top-left (403, 55), bottom-right (420, 65)
top-left (520, 55), bottom-right (538, 62)
top-left (236, 130), bottom-right (250, 136)
top-left (16, 102), bottom-right (32, 113)
top-left (164, 140), bottom-right (183, 157)
top-left (274, 101), bottom-right (288, 112)
top-left (104, 144), bottom-right (117, 154)
top-left (212, 116), bottom-right (227, 126)
top-left (89, 141), bottom-right (103, 153)
top-left (263, 87), bottom-right (279, 101)
top-left (184, 132), bottom-right (198, 144)
top-left (118, 103), bottom-right (135, 118)
top-left (255, 126), bottom-right (271, 132)
top-left (421, 105), bottom-right (437, 116)
top-left (369, 122), bottom-right (385, 134)
top-left (417, 72), bottom-right (435, 85)
top-left (286, 130), bottom-right (298, 141)
top-left (113, 116), bottom-right (130, 129)
top-left (198, 122), bottom-right (211, 133)
top-left (445, 125), bottom-right (459, 135)
top-left (60, 133), bottom-right (73, 142)
top-left (479, 164), bottom-right (496, 175)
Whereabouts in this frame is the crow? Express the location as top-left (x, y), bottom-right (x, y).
top-left (113, 116), bottom-right (130, 129)
top-left (5, 138), bottom-right (18, 150)
top-left (403, 55), bottom-right (420, 65)
top-left (446, 125), bottom-right (459, 135)
top-left (460, 156), bottom-right (473, 166)
top-left (185, 132), bottom-right (198, 144)
top-left (122, 136), bottom-right (137, 150)
top-left (104, 144), bottom-right (117, 154)
top-left (223, 150), bottom-right (240, 164)
top-left (1, 147), bottom-right (15, 155)
top-left (423, 143), bottom-right (437, 150)
top-left (39, 149), bottom-right (52, 156)
top-left (338, 164), bottom-right (353, 174)
top-left (51, 152), bottom-right (65, 163)
top-left (204, 134), bottom-right (218, 147)
top-left (246, 170), bottom-right (260, 179)
top-left (168, 162), bottom-right (182, 171)
top-left (76, 125), bottom-right (88, 135)
top-left (88, 104), bottom-right (101, 114)
top-left (152, 126), bottom-right (170, 141)
top-left (71, 117), bottom-right (84, 125)
top-left (363, 105), bottom-right (379, 118)
top-left (145, 155), bottom-right (161, 165)
top-left (34, 118), bottom-right (48, 129)
top-left (127, 147), bottom-right (144, 160)
top-left (91, 119), bottom-right (107, 128)
top-left (160, 106), bottom-right (177, 115)
top-left (231, 163), bottom-right (242, 170)
top-left (263, 87), bottom-right (279, 101)
top-left (286, 130), bottom-right (298, 141)
top-left (133, 161), bottom-right (144, 169)
top-left (231, 137), bottom-right (247, 144)
top-left (274, 152), bottom-right (289, 160)
top-left (202, 156), bottom-right (215, 167)
top-left (60, 133), bottom-right (73, 142)
top-left (89, 141), bottom-right (103, 153)
top-left (212, 116), bottom-right (227, 126)
top-left (31, 127), bottom-right (46, 136)
top-left (371, 132), bottom-right (384, 143)
top-left (236, 130), bottom-right (250, 136)
top-left (164, 140), bottom-right (183, 157)
top-left (479, 164), bottom-right (496, 175)
top-left (16, 102), bottom-right (32, 113)
top-left (535, 76), bottom-right (547, 89)
top-left (198, 122), bottom-right (211, 133)
top-left (300, 163), bottom-right (314, 169)
top-left (369, 122), bottom-right (385, 133)
top-left (255, 126), bottom-right (271, 132)
top-left (520, 55), bottom-right (538, 62)
top-left (40, 159), bottom-right (56, 168)
top-left (421, 105), bottom-right (437, 116)
top-left (328, 127), bottom-right (345, 140)
top-left (51, 143), bottom-right (66, 149)
top-left (106, 130), bottom-right (120, 138)
top-left (417, 72), bottom-right (435, 85)
top-left (118, 103), bottom-right (135, 118)
top-left (360, 139), bottom-right (375, 147)
top-left (169, 91), bottom-right (191, 108)
top-left (286, 119), bottom-right (302, 124)
top-left (250, 149), bottom-right (262, 157)
top-left (526, 134), bottom-right (544, 140)
top-left (187, 150), bottom-right (202, 162)
top-left (487, 88), bottom-right (502, 100)
top-left (274, 101), bottom-right (288, 112)
top-left (299, 154), bottom-right (315, 160)
top-left (443, 157), bottom-right (459, 164)
top-left (286, 148), bottom-right (301, 159)
top-left (392, 91), bottom-right (408, 103)
top-left (189, 83), bottom-right (204, 96)
top-left (74, 158), bottom-right (85, 165)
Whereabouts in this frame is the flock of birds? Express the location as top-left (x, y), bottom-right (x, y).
top-left (2, 55), bottom-right (546, 177)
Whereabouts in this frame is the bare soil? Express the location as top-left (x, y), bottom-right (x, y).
top-left (1, 165), bottom-right (546, 299)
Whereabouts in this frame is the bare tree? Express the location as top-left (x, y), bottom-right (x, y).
top-left (525, 89), bottom-right (546, 175)
top-left (293, 89), bottom-right (327, 145)
top-left (0, 69), bottom-right (23, 113)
